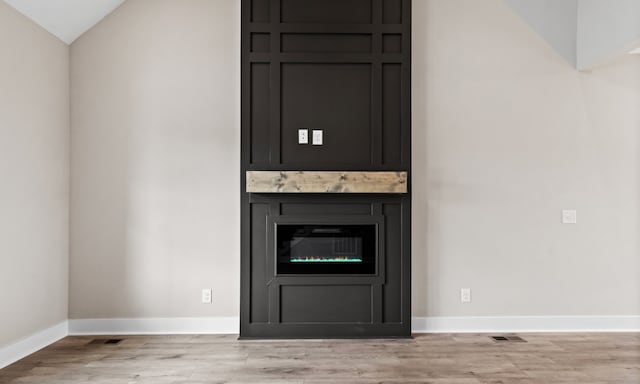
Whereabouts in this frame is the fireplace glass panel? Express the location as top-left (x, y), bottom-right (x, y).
top-left (277, 224), bottom-right (376, 274)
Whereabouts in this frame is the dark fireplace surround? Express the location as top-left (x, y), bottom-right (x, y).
top-left (241, 0), bottom-right (411, 338)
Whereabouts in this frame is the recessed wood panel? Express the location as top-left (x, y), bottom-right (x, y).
top-left (251, 0), bottom-right (270, 22)
top-left (281, 63), bottom-right (371, 165)
top-left (382, 34), bottom-right (402, 53)
top-left (250, 203), bottom-right (270, 323)
top-left (251, 33), bottom-right (270, 52)
top-left (281, 203), bottom-right (372, 216)
top-left (281, 0), bottom-right (372, 24)
top-left (280, 285), bottom-right (372, 323)
top-left (382, 203), bottom-right (402, 323)
top-left (250, 63), bottom-right (270, 164)
top-left (281, 34), bottom-right (372, 53)
top-left (382, 64), bottom-right (402, 166)
top-left (382, 0), bottom-right (402, 24)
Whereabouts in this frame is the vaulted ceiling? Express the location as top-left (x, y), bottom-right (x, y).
top-left (505, 0), bottom-right (640, 69)
top-left (3, 0), bottom-right (640, 66)
top-left (2, 0), bottom-right (124, 44)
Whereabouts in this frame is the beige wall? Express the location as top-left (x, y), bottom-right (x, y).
top-left (69, 0), bottom-right (639, 321)
top-left (0, 2), bottom-right (69, 346)
top-left (412, 0), bottom-right (640, 317)
top-left (70, 0), bottom-right (240, 318)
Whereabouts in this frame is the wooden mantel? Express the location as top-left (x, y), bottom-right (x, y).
top-left (246, 171), bottom-right (408, 193)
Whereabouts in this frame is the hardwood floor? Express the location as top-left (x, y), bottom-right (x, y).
top-left (1, 333), bottom-right (639, 383)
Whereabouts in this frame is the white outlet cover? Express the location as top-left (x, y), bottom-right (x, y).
top-left (201, 289), bottom-right (212, 304)
top-left (562, 210), bottom-right (577, 224)
top-left (312, 130), bottom-right (323, 145)
top-left (460, 288), bottom-right (471, 303)
top-left (298, 129), bottom-right (308, 144)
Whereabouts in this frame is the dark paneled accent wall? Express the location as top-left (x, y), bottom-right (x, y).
top-left (241, 0), bottom-right (411, 338)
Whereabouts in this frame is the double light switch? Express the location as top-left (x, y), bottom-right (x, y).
top-left (298, 129), bottom-right (323, 145)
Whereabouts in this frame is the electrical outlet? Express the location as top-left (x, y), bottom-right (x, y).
top-left (201, 289), bottom-right (212, 304)
top-left (562, 210), bottom-right (577, 224)
top-left (461, 288), bottom-right (471, 303)
top-left (298, 129), bottom-right (308, 144)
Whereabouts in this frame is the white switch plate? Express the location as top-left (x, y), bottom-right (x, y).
top-left (312, 130), bottom-right (323, 145)
top-left (202, 289), bottom-right (212, 304)
top-left (562, 210), bottom-right (577, 224)
top-left (461, 288), bottom-right (471, 303)
top-left (298, 129), bottom-right (308, 144)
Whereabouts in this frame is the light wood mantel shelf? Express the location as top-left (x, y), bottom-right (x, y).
top-left (246, 171), bottom-right (408, 193)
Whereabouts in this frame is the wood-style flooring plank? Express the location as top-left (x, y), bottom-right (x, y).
top-left (0, 333), bottom-right (638, 383)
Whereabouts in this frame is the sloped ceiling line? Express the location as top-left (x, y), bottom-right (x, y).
top-left (576, 0), bottom-right (640, 68)
top-left (2, 0), bottom-right (125, 44)
top-left (504, 0), bottom-right (640, 70)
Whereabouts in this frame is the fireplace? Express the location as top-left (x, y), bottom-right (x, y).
top-left (276, 224), bottom-right (376, 274)
top-left (241, 0), bottom-right (411, 338)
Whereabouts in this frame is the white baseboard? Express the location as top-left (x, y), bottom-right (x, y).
top-left (411, 315), bottom-right (640, 333)
top-left (68, 315), bottom-right (640, 336)
top-left (0, 321), bottom-right (68, 369)
top-left (68, 317), bottom-right (240, 335)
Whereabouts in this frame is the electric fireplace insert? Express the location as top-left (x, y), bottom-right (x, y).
top-left (276, 224), bottom-right (376, 274)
